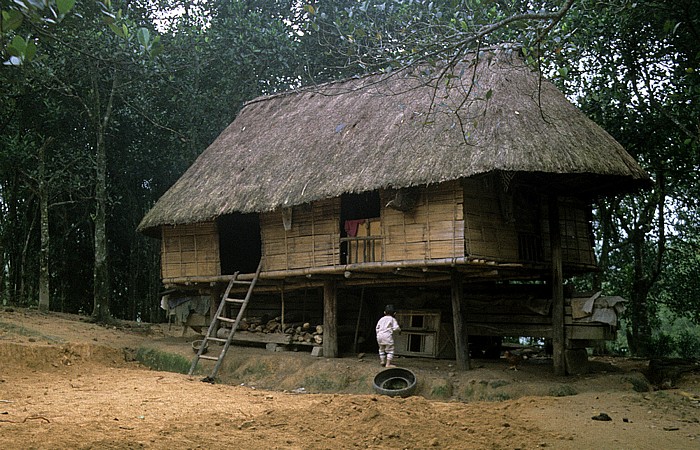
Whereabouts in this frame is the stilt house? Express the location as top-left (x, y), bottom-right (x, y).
top-left (138, 49), bottom-right (649, 374)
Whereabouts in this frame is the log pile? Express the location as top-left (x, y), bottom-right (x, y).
top-left (217, 316), bottom-right (323, 345)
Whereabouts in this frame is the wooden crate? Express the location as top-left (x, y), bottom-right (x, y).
top-left (394, 310), bottom-right (441, 358)
top-left (161, 222), bottom-right (220, 278)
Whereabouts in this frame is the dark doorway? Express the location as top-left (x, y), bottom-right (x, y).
top-left (340, 191), bottom-right (381, 264)
top-left (217, 213), bottom-right (261, 274)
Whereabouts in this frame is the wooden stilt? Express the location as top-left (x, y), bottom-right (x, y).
top-left (451, 271), bottom-right (470, 370)
top-left (549, 196), bottom-right (566, 376)
top-left (353, 287), bottom-right (365, 354)
top-left (323, 280), bottom-right (338, 358)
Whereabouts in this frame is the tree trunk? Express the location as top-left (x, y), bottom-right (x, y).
top-left (92, 74), bottom-right (118, 323)
top-left (628, 232), bottom-right (652, 356)
top-left (38, 137), bottom-right (54, 312)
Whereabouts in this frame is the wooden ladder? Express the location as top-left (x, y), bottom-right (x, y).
top-left (189, 260), bottom-right (263, 381)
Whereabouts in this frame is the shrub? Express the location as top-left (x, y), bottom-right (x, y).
top-left (675, 329), bottom-right (700, 359)
top-left (548, 384), bottom-right (577, 397)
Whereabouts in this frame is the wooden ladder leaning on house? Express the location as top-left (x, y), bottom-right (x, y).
top-left (188, 260), bottom-right (263, 382)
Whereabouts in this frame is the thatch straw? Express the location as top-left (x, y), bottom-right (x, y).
top-left (138, 49), bottom-right (649, 233)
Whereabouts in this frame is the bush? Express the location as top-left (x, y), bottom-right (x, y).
top-left (648, 332), bottom-right (674, 357)
top-left (548, 384), bottom-right (577, 397)
top-left (675, 329), bottom-right (700, 359)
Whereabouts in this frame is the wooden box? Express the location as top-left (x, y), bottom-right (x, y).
top-left (394, 310), bottom-right (441, 358)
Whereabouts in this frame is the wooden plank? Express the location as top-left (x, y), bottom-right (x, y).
top-left (567, 325), bottom-right (615, 340)
top-left (465, 323), bottom-right (554, 337)
top-left (232, 331), bottom-right (293, 345)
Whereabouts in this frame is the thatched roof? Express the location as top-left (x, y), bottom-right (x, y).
top-left (138, 50), bottom-right (649, 233)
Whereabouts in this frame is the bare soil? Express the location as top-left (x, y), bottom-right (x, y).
top-left (1, 308), bottom-right (698, 449)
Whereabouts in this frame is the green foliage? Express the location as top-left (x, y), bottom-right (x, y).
top-left (1, 0), bottom-right (77, 64)
top-left (305, 0), bottom-right (576, 77)
top-left (675, 329), bottom-right (700, 359)
top-left (565, 0), bottom-right (700, 354)
top-left (649, 332), bottom-right (675, 358)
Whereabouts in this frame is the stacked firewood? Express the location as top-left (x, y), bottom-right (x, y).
top-left (222, 316), bottom-right (323, 345)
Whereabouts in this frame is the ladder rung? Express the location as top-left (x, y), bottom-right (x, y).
top-left (217, 316), bottom-right (236, 323)
top-left (188, 260), bottom-right (262, 379)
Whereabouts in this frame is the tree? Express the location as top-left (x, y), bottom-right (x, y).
top-left (564, 0), bottom-right (700, 355)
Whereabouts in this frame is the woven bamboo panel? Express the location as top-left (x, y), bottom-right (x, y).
top-left (380, 180), bottom-right (464, 262)
top-left (542, 198), bottom-right (595, 266)
top-left (161, 222), bottom-right (220, 278)
top-left (260, 198), bottom-right (340, 271)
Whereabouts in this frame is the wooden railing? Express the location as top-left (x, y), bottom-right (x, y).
top-left (341, 236), bottom-right (383, 264)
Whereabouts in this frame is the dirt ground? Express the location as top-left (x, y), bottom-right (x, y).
top-left (1, 308), bottom-right (699, 449)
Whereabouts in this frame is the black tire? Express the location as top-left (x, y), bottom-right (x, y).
top-left (372, 368), bottom-right (417, 397)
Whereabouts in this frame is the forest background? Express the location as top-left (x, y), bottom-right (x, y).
top-left (1, 0), bottom-right (699, 358)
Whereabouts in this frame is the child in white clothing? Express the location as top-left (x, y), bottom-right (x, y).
top-left (376, 304), bottom-right (401, 368)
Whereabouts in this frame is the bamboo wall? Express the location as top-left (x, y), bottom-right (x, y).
top-left (544, 198), bottom-right (596, 266)
top-left (260, 198), bottom-right (341, 271)
top-left (380, 180), bottom-right (465, 261)
top-left (161, 222), bottom-right (220, 278)
top-left (463, 176), bottom-right (595, 267)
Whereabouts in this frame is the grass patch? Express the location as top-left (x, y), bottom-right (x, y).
top-left (430, 383), bottom-right (453, 399)
top-left (0, 321), bottom-right (63, 343)
top-left (303, 373), bottom-right (350, 392)
top-left (135, 347), bottom-right (192, 374)
top-left (548, 384), bottom-right (578, 397)
top-left (484, 392), bottom-right (512, 401)
top-left (488, 379), bottom-right (510, 389)
top-left (460, 380), bottom-right (511, 402)
top-left (241, 361), bottom-right (272, 378)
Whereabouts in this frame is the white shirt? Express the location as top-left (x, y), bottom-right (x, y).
top-left (376, 315), bottom-right (401, 345)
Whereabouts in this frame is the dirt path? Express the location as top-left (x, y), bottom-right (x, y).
top-left (1, 308), bottom-right (699, 449)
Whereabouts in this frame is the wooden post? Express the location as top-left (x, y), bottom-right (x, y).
top-left (451, 271), bottom-right (470, 370)
top-left (352, 287), bottom-right (365, 354)
top-left (323, 280), bottom-right (338, 358)
top-left (549, 196), bottom-right (566, 376)
top-left (210, 283), bottom-right (224, 322)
